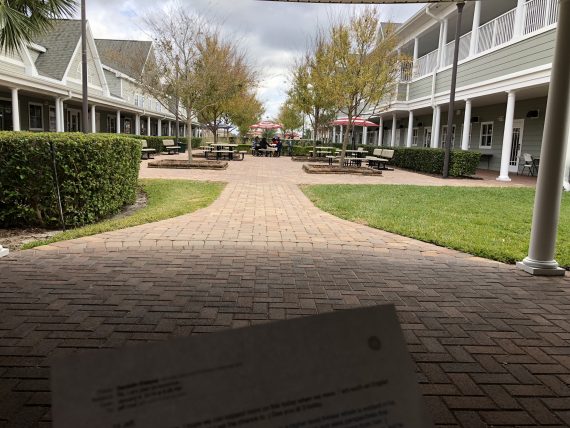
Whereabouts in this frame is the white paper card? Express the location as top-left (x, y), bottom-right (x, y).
top-left (52, 305), bottom-right (432, 428)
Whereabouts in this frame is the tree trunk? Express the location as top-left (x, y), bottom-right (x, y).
top-left (187, 113), bottom-right (193, 161)
top-left (339, 116), bottom-right (352, 168)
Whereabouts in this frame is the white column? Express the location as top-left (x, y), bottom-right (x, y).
top-left (412, 37), bottom-right (419, 74)
top-left (497, 91), bottom-right (517, 181)
top-left (438, 19), bottom-right (448, 68)
top-left (332, 126), bottom-right (336, 143)
top-left (470, 1), bottom-right (482, 56)
top-left (60, 99), bottom-right (66, 132)
top-left (563, 122), bottom-right (570, 192)
top-left (433, 106), bottom-right (441, 148)
top-left (183, 124), bottom-right (186, 137)
top-left (157, 119), bottom-right (162, 136)
top-left (147, 116), bottom-right (151, 136)
top-left (135, 114), bottom-right (141, 135)
top-left (362, 126), bottom-right (368, 146)
top-left (390, 114), bottom-right (397, 147)
top-left (116, 110), bottom-right (121, 134)
top-left (55, 98), bottom-right (62, 132)
top-left (11, 88), bottom-right (20, 131)
top-left (339, 125), bottom-right (343, 144)
top-left (406, 110), bottom-right (414, 147)
top-left (518, 0), bottom-right (570, 276)
top-left (90, 105), bottom-right (96, 133)
top-left (378, 117), bottom-right (384, 146)
top-left (461, 99), bottom-right (472, 150)
top-left (513, 0), bottom-right (526, 38)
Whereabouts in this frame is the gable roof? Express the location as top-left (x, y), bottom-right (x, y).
top-left (33, 20), bottom-right (82, 80)
top-left (95, 39), bottom-right (152, 78)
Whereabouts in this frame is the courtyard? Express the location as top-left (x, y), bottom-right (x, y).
top-left (1, 155), bottom-right (569, 427)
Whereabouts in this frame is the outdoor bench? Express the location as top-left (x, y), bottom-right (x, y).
top-left (163, 139), bottom-right (181, 154)
top-left (140, 140), bottom-right (156, 160)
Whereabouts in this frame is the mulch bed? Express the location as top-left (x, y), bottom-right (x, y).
top-left (148, 159), bottom-right (228, 170)
top-left (303, 164), bottom-right (382, 176)
top-left (291, 156), bottom-right (330, 162)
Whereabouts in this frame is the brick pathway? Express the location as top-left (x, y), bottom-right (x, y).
top-left (1, 155), bottom-right (568, 427)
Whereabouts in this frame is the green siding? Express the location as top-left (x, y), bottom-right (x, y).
top-left (436, 29), bottom-right (555, 93)
top-left (409, 75), bottom-right (432, 100)
top-left (397, 84), bottom-right (407, 101)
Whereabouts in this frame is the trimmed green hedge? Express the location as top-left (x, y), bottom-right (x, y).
top-left (131, 136), bottom-right (201, 153)
top-left (391, 147), bottom-right (481, 177)
top-left (0, 132), bottom-right (141, 228)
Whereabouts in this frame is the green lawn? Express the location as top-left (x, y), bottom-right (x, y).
top-left (302, 185), bottom-right (569, 268)
top-left (23, 179), bottom-right (225, 249)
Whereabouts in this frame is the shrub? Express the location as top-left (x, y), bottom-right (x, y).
top-left (292, 146), bottom-right (313, 156)
top-left (0, 132), bottom-right (141, 228)
top-left (391, 147), bottom-right (480, 177)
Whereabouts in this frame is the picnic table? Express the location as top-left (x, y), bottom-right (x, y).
top-left (344, 149), bottom-right (366, 158)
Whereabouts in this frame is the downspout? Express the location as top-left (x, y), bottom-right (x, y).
top-left (426, 6), bottom-right (442, 108)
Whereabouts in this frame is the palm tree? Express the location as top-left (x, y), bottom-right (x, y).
top-left (0, 0), bottom-right (77, 53)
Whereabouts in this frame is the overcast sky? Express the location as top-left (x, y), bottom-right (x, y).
top-left (80, 0), bottom-right (424, 118)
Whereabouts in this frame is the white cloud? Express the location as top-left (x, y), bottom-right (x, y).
top-left (81, 0), bottom-right (424, 118)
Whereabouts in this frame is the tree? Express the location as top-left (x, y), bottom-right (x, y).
top-left (289, 32), bottom-right (336, 153)
top-left (277, 99), bottom-right (303, 138)
top-left (326, 8), bottom-right (400, 166)
top-left (195, 33), bottom-right (256, 145)
top-left (0, 0), bottom-right (76, 52)
top-left (143, 5), bottom-right (208, 160)
top-left (226, 91), bottom-right (264, 141)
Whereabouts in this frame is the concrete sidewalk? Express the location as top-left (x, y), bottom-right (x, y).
top-left (1, 155), bottom-right (568, 427)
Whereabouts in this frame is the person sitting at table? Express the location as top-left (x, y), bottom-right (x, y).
top-left (276, 137), bottom-right (282, 157)
top-left (260, 137), bottom-right (268, 156)
top-left (252, 136), bottom-right (260, 156)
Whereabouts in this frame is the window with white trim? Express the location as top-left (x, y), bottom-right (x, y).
top-left (29, 103), bottom-right (43, 131)
top-left (480, 122), bottom-right (493, 148)
top-left (412, 128), bottom-right (419, 146)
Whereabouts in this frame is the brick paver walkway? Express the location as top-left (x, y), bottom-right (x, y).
top-left (1, 155), bottom-right (568, 427)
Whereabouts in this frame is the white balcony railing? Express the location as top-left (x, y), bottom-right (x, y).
top-left (408, 0), bottom-right (559, 81)
top-left (477, 9), bottom-right (516, 53)
top-left (399, 60), bottom-right (414, 82)
top-left (443, 32), bottom-right (472, 67)
top-left (413, 49), bottom-right (438, 78)
top-left (524, 0), bottom-right (559, 34)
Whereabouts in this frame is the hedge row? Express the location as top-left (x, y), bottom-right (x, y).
top-left (0, 132), bottom-right (141, 228)
top-left (391, 147), bottom-right (481, 176)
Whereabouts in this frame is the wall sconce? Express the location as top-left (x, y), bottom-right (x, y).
top-left (526, 110), bottom-right (540, 119)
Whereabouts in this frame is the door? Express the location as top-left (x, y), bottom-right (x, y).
top-left (509, 119), bottom-right (525, 173)
top-left (67, 108), bottom-right (81, 132)
top-left (424, 129), bottom-right (432, 147)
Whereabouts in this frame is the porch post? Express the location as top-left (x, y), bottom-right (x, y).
top-left (497, 91), bottom-right (517, 181)
top-left (55, 98), bottom-right (62, 132)
top-left (390, 114), bottom-right (397, 147)
top-left (378, 117), bottom-right (384, 146)
top-left (362, 126), bottom-right (368, 146)
top-left (461, 99), bottom-right (472, 150)
top-left (339, 125), bottom-right (343, 144)
top-left (332, 126), bottom-right (336, 144)
top-left (135, 114), bottom-right (141, 135)
top-left (518, 0), bottom-right (570, 276)
top-left (116, 110), bottom-right (121, 134)
top-left (413, 37), bottom-right (419, 75)
top-left (11, 88), bottom-right (20, 131)
top-left (60, 99), bottom-right (66, 132)
top-left (90, 105), bottom-right (96, 133)
top-left (433, 106), bottom-right (441, 148)
top-left (157, 119), bottom-right (162, 136)
top-left (406, 110), bottom-right (414, 147)
top-left (439, 19), bottom-right (448, 67)
top-left (469, 1), bottom-right (481, 56)
top-left (147, 116), bottom-right (151, 136)
top-left (513, 0), bottom-right (526, 38)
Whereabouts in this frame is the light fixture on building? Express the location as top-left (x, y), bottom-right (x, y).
top-left (526, 110), bottom-right (540, 119)
top-left (498, 116), bottom-right (505, 122)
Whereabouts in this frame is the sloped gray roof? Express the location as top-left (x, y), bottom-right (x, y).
top-left (33, 20), bottom-right (82, 80)
top-left (95, 39), bottom-right (152, 78)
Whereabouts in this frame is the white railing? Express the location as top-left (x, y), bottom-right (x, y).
top-left (477, 9), bottom-right (516, 54)
top-left (409, 0), bottom-right (559, 80)
top-left (443, 32), bottom-right (472, 67)
top-left (524, 0), bottom-right (559, 35)
top-left (399, 60), bottom-right (413, 82)
top-left (414, 49), bottom-right (438, 79)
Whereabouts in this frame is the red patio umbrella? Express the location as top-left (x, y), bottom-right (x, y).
top-left (250, 121), bottom-right (283, 130)
top-left (331, 117), bottom-right (379, 127)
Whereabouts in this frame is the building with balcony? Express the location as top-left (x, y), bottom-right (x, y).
top-left (0, 19), bottom-right (198, 137)
top-left (331, 0), bottom-right (567, 182)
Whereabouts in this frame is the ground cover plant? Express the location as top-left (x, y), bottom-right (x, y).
top-left (22, 179), bottom-right (225, 249)
top-left (303, 185), bottom-right (570, 268)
